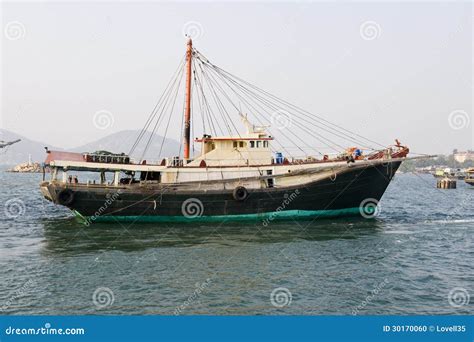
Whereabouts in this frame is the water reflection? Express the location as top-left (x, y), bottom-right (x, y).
top-left (40, 216), bottom-right (383, 255)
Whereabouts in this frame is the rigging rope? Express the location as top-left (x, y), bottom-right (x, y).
top-left (131, 46), bottom-right (390, 162)
top-left (200, 59), bottom-right (340, 155)
top-left (194, 48), bottom-right (385, 150)
top-left (138, 58), bottom-right (186, 162)
top-left (129, 54), bottom-right (186, 157)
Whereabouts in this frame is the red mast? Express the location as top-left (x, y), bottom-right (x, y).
top-left (184, 38), bottom-right (193, 160)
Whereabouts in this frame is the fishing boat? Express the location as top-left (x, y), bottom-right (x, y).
top-left (40, 39), bottom-right (410, 223)
top-left (465, 168), bottom-right (474, 186)
top-left (433, 167), bottom-right (466, 180)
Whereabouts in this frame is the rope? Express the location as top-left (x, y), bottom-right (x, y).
top-left (131, 45), bottom-right (393, 163)
top-left (195, 48), bottom-right (385, 150)
top-left (129, 54), bottom-right (186, 156)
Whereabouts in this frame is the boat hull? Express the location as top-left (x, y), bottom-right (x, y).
top-left (40, 161), bottom-right (402, 223)
top-left (465, 178), bottom-right (474, 186)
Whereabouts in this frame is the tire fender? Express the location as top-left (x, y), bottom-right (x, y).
top-left (57, 189), bottom-right (75, 206)
top-left (233, 186), bottom-right (248, 201)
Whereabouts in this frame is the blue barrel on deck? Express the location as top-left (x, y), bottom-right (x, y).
top-left (275, 152), bottom-right (283, 164)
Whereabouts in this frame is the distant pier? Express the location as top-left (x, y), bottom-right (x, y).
top-left (437, 178), bottom-right (457, 189)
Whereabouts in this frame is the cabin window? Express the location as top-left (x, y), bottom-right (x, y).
top-left (250, 141), bottom-right (255, 148)
top-left (140, 171), bottom-right (161, 182)
top-left (263, 141), bottom-right (268, 148)
top-left (266, 170), bottom-right (274, 188)
top-left (233, 141), bottom-right (238, 148)
top-left (239, 141), bottom-right (244, 148)
top-left (149, 172), bottom-right (161, 181)
top-left (256, 141), bottom-right (261, 148)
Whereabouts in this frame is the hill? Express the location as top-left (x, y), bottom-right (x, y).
top-left (0, 129), bottom-right (61, 165)
top-left (70, 130), bottom-right (182, 163)
top-left (0, 129), bottom-right (183, 165)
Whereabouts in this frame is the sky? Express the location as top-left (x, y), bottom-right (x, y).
top-left (1, 1), bottom-right (472, 155)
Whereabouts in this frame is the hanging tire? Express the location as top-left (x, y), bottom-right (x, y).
top-left (57, 189), bottom-right (75, 206)
top-left (233, 186), bottom-right (248, 201)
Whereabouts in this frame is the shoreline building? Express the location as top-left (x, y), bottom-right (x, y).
top-left (453, 149), bottom-right (474, 163)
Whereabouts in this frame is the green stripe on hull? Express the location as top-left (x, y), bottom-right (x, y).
top-left (76, 207), bottom-right (364, 224)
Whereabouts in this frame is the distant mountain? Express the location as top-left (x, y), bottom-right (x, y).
top-left (0, 129), bottom-right (61, 165)
top-left (71, 130), bottom-right (182, 163)
top-left (0, 129), bottom-right (184, 165)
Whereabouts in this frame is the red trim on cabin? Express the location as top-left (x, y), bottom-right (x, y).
top-left (44, 150), bottom-right (85, 164)
top-left (195, 137), bottom-right (274, 142)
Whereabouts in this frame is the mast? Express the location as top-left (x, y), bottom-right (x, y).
top-left (184, 38), bottom-right (193, 160)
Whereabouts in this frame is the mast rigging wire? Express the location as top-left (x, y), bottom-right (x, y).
top-left (130, 45), bottom-right (389, 162)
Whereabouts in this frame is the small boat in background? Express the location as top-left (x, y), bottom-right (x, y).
top-left (465, 168), bottom-right (474, 186)
top-left (433, 168), bottom-right (466, 180)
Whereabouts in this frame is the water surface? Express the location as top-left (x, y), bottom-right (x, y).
top-left (0, 170), bottom-right (472, 315)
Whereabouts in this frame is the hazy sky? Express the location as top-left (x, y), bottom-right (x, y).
top-left (1, 1), bottom-right (472, 155)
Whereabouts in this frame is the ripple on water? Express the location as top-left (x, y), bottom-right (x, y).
top-left (0, 171), bottom-right (473, 315)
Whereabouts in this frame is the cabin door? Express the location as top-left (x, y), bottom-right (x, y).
top-left (266, 170), bottom-right (274, 188)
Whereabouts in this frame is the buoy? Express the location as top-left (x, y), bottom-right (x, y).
top-left (437, 178), bottom-right (456, 189)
